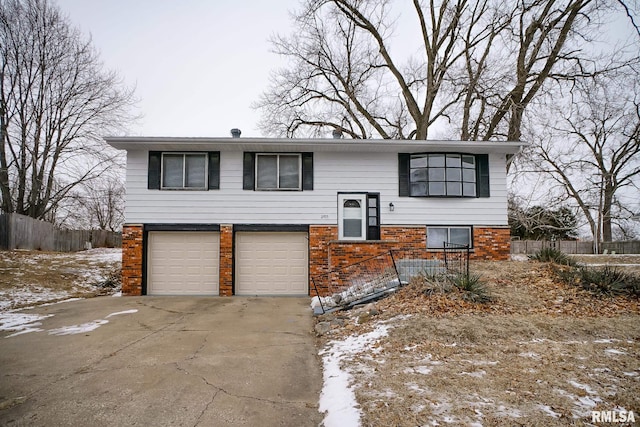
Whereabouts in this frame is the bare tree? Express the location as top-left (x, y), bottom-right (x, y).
top-left (255, 0), bottom-right (610, 141)
top-left (56, 172), bottom-right (125, 231)
top-left (0, 0), bottom-right (134, 221)
top-left (525, 67), bottom-right (640, 248)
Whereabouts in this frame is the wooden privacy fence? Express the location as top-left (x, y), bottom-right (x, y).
top-left (511, 239), bottom-right (640, 255)
top-left (0, 213), bottom-right (121, 252)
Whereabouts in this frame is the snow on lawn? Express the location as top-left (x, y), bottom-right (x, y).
top-left (2, 307), bottom-right (138, 338)
top-left (0, 285), bottom-right (72, 311)
top-left (72, 248), bottom-right (122, 263)
top-left (318, 318), bottom-right (400, 427)
top-left (0, 248), bottom-right (121, 310)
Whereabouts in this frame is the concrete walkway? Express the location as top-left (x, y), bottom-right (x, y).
top-left (0, 296), bottom-right (323, 426)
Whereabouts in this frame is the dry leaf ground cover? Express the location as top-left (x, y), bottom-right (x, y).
top-left (319, 258), bottom-right (640, 426)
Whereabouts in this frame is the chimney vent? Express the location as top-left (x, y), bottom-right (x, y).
top-left (332, 129), bottom-right (343, 139)
top-left (230, 128), bottom-right (241, 138)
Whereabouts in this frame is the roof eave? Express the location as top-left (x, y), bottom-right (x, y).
top-left (104, 136), bottom-right (528, 154)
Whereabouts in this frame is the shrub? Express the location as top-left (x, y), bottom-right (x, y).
top-left (530, 247), bottom-right (575, 266)
top-left (450, 272), bottom-right (492, 303)
top-left (555, 265), bottom-right (640, 297)
top-left (409, 272), bottom-right (451, 295)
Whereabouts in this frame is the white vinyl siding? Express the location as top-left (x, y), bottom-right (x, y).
top-left (124, 150), bottom-right (509, 225)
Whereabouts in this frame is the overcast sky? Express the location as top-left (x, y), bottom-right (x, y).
top-left (58, 0), bottom-right (298, 138)
top-left (58, 1), bottom-right (637, 139)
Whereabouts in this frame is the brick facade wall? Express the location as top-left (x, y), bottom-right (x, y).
top-left (309, 226), bottom-right (338, 296)
top-left (219, 225), bottom-right (233, 296)
top-left (472, 226), bottom-right (511, 260)
top-left (121, 224), bottom-right (511, 297)
top-left (121, 224), bottom-right (143, 296)
top-left (309, 225), bottom-right (427, 296)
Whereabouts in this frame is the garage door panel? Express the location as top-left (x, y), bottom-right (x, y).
top-left (235, 232), bottom-right (308, 296)
top-left (148, 231), bottom-right (220, 295)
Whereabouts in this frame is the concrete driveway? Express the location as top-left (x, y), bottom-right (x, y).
top-left (0, 296), bottom-right (323, 426)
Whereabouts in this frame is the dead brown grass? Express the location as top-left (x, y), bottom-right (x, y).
top-left (0, 250), bottom-right (120, 309)
top-left (321, 260), bottom-right (640, 426)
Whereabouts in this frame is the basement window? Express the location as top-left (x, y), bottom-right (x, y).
top-left (427, 226), bottom-right (472, 249)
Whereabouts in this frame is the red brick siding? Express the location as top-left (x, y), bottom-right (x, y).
top-left (219, 225), bottom-right (233, 296)
top-left (120, 224), bottom-right (511, 297)
top-left (472, 226), bottom-right (511, 260)
top-left (121, 225), bottom-right (143, 296)
top-left (309, 226), bottom-right (338, 296)
top-left (309, 226), bottom-right (427, 296)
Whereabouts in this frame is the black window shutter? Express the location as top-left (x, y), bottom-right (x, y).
top-left (208, 152), bottom-right (220, 190)
top-left (477, 154), bottom-right (490, 198)
top-left (243, 152), bottom-right (255, 190)
top-left (302, 152), bottom-right (313, 190)
top-left (148, 151), bottom-right (161, 190)
top-left (398, 153), bottom-right (410, 197)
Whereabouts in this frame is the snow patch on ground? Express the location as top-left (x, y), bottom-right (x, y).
top-left (318, 321), bottom-right (393, 427)
top-left (459, 370), bottom-right (487, 378)
top-left (0, 311), bottom-right (53, 338)
top-left (47, 309), bottom-right (138, 336)
top-left (538, 404), bottom-right (562, 418)
top-left (73, 248), bottom-right (122, 263)
top-left (0, 286), bottom-right (71, 311)
top-left (2, 308), bottom-right (138, 338)
top-left (106, 309), bottom-right (138, 318)
top-left (0, 248), bottom-right (122, 310)
top-left (605, 348), bottom-right (627, 355)
top-left (518, 351), bottom-right (540, 359)
top-left (49, 319), bottom-right (109, 336)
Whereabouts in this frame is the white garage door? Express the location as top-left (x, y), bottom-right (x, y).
top-left (235, 232), bottom-right (308, 296)
top-left (147, 231), bottom-right (219, 295)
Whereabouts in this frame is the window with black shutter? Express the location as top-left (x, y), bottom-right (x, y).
top-left (398, 153), bottom-right (490, 198)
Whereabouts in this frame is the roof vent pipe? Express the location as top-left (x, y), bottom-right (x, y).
top-left (230, 128), bottom-right (241, 138)
top-left (332, 129), bottom-right (343, 139)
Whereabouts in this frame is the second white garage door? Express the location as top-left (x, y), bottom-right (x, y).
top-left (147, 231), bottom-right (219, 295)
top-left (235, 232), bottom-right (308, 296)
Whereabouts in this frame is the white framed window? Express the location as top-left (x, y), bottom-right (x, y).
top-left (161, 153), bottom-right (208, 190)
top-left (338, 193), bottom-right (367, 240)
top-left (427, 226), bottom-right (472, 249)
top-left (410, 153), bottom-right (476, 197)
top-left (256, 153), bottom-right (301, 190)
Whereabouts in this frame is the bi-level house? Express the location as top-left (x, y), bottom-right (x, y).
top-left (106, 132), bottom-right (524, 297)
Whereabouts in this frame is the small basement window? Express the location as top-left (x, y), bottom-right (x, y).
top-left (427, 226), bottom-right (472, 249)
top-left (161, 153), bottom-right (208, 190)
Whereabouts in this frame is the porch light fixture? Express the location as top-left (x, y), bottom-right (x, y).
top-left (389, 202), bottom-right (394, 211)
